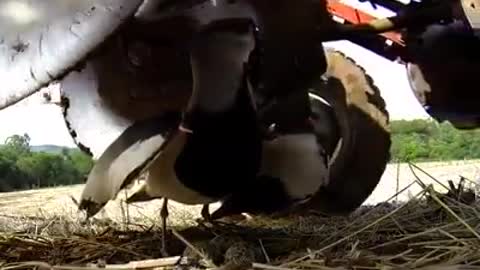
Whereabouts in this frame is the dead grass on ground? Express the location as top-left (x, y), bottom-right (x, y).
top-left (1, 164), bottom-right (480, 270)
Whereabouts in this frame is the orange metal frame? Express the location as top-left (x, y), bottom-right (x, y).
top-left (326, 0), bottom-right (405, 46)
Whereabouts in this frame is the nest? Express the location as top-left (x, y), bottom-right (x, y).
top-left (1, 166), bottom-right (480, 270)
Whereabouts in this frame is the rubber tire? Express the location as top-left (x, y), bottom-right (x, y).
top-left (295, 48), bottom-right (391, 216)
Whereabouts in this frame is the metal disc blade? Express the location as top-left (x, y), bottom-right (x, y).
top-left (60, 61), bottom-right (134, 159)
top-left (0, 0), bottom-right (144, 110)
top-left (59, 40), bottom-right (191, 159)
top-left (405, 62), bottom-right (431, 107)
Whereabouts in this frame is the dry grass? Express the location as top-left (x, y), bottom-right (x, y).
top-left (1, 163), bottom-right (480, 270)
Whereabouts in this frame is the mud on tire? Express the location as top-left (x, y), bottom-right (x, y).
top-left (296, 48), bottom-right (391, 216)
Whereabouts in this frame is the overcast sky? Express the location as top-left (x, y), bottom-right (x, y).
top-left (0, 0), bottom-right (430, 147)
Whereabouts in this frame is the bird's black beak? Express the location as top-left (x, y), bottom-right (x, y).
top-left (78, 199), bottom-right (106, 219)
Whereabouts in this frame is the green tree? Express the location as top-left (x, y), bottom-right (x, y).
top-left (67, 149), bottom-right (94, 177)
top-left (4, 133), bottom-right (31, 157)
top-left (390, 120), bottom-right (480, 162)
top-left (0, 133), bottom-right (94, 192)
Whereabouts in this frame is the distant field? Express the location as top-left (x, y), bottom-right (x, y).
top-left (0, 160), bottom-right (479, 226)
top-left (365, 159), bottom-right (480, 204)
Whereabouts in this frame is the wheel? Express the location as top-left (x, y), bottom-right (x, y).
top-left (296, 48), bottom-right (391, 215)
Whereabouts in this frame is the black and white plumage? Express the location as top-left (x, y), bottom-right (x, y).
top-left (127, 18), bottom-right (263, 206)
top-left (209, 119), bottom-right (330, 220)
top-left (78, 18), bottom-right (262, 256)
top-left (77, 112), bottom-right (180, 216)
top-left (125, 63), bottom-right (263, 208)
top-left (78, 18), bottom-right (262, 217)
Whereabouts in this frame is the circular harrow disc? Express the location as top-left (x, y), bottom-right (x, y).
top-left (60, 61), bottom-right (131, 159)
top-left (0, 0), bottom-right (144, 110)
top-left (295, 48), bottom-right (391, 216)
top-left (59, 38), bottom-right (192, 159)
top-left (405, 62), bottom-right (430, 108)
top-left (403, 21), bottom-right (480, 129)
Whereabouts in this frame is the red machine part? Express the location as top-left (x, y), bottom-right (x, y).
top-left (326, 0), bottom-right (406, 46)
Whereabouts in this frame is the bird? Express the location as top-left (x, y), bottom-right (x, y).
top-left (78, 112), bottom-right (182, 218)
top-left (206, 115), bottom-right (331, 220)
top-left (79, 18), bottom-right (263, 256)
top-left (125, 96), bottom-right (332, 224)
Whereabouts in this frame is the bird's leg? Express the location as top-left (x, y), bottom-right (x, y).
top-left (160, 198), bottom-right (169, 257)
top-left (196, 204), bottom-right (216, 226)
top-left (201, 204), bottom-right (211, 222)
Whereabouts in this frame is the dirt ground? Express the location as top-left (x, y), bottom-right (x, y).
top-left (0, 160), bottom-right (479, 226)
top-left (1, 160), bottom-right (480, 269)
top-left (364, 159), bottom-right (480, 204)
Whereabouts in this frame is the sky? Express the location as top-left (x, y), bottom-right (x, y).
top-left (0, 0), bottom-right (430, 147)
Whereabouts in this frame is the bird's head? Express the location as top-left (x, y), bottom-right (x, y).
top-left (180, 18), bottom-right (258, 133)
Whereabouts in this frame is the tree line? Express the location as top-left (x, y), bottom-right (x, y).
top-left (0, 134), bottom-right (93, 192)
top-left (390, 119), bottom-right (480, 162)
top-left (0, 119), bottom-right (478, 192)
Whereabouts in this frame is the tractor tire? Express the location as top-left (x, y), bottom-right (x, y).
top-left (294, 48), bottom-right (391, 216)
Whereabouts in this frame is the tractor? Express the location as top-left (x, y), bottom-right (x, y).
top-left (0, 0), bottom-right (478, 218)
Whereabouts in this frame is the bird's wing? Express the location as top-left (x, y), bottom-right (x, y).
top-left (126, 181), bottom-right (162, 204)
top-left (79, 113), bottom-right (180, 218)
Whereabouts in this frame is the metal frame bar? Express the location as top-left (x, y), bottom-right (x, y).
top-left (326, 0), bottom-right (406, 46)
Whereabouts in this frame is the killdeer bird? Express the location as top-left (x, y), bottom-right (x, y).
top-left (79, 18), bottom-right (263, 255)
